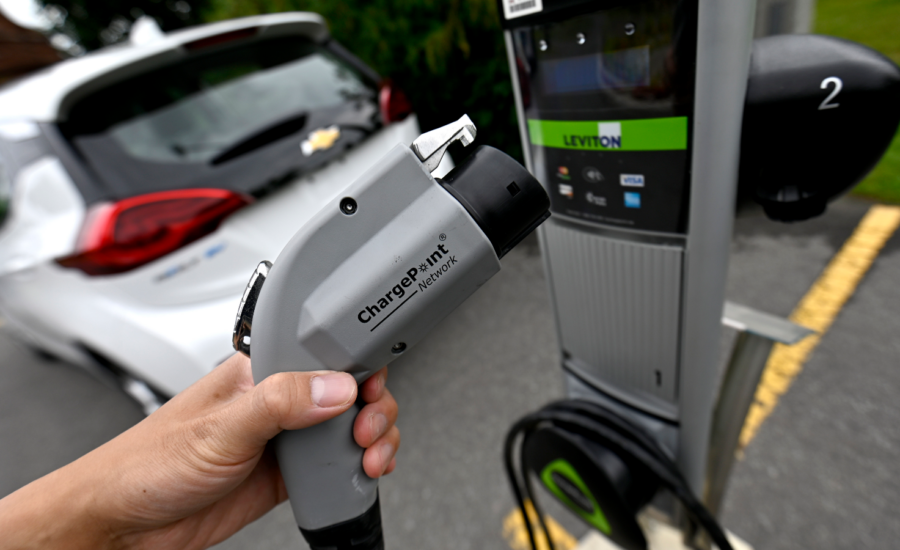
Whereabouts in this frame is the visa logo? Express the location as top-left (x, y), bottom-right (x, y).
top-left (620, 174), bottom-right (645, 187)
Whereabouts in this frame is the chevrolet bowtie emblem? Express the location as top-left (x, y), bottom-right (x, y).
top-left (300, 125), bottom-right (341, 156)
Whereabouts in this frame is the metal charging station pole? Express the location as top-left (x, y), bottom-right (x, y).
top-left (676, 0), bottom-right (756, 499)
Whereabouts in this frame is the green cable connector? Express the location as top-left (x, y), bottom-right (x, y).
top-left (540, 458), bottom-right (612, 535)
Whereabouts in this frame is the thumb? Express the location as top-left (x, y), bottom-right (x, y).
top-left (213, 371), bottom-right (358, 455)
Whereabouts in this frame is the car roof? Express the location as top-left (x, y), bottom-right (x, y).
top-left (0, 12), bottom-right (329, 123)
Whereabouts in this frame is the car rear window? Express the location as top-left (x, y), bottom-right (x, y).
top-left (60, 35), bottom-right (379, 198)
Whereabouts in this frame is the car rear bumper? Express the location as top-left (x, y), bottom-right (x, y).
top-left (0, 267), bottom-right (236, 395)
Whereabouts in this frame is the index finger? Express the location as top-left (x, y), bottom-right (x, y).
top-left (360, 367), bottom-right (388, 403)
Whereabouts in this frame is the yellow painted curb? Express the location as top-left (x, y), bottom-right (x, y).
top-left (503, 500), bottom-right (578, 550)
top-left (739, 205), bottom-right (900, 449)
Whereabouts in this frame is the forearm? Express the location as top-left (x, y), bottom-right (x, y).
top-left (0, 458), bottom-right (116, 550)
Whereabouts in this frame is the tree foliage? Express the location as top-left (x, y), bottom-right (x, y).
top-left (42, 0), bottom-right (206, 53)
top-left (203, 0), bottom-right (521, 160)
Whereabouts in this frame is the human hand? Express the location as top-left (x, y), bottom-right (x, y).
top-left (0, 354), bottom-right (399, 550)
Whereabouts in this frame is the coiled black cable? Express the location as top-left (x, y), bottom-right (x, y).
top-left (504, 399), bottom-right (734, 550)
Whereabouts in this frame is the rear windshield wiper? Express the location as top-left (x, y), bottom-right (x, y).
top-left (211, 111), bottom-right (308, 166)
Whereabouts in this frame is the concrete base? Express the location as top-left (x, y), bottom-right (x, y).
top-left (575, 516), bottom-right (752, 550)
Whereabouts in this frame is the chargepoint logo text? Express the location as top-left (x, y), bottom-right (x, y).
top-left (356, 243), bottom-right (457, 327)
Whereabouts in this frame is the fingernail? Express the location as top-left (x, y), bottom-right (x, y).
top-left (370, 413), bottom-right (388, 440)
top-left (378, 441), bottom-right (395, 475)
top-left (311, 373), bottom-right (356, 407)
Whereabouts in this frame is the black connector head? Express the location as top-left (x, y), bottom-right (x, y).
top-left (439, 145), bottom-right (550, 258)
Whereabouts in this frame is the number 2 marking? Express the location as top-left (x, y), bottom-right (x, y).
top-left (819, 76), bottom-right (842, 110)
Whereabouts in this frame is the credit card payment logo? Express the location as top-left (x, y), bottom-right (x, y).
top-left (624, 192), bottom-right (641, 208)
top-left (586, 192), bottom-right (607, 206)
top-left (620, 174), bottom-right (645, 187)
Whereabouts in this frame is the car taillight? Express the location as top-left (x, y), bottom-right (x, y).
top-left (56, 189), bottom-right (252, 276)
top-left (379, 79), bottom-right (413, 124)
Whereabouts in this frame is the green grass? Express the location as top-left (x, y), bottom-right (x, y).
top-left (815, 0), bottom-right (900, 203)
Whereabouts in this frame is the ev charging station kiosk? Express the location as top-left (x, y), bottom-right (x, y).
top-left (503, 0), bottom-right (754, 502)
top-left (498, 0), bottom-right (900, 548)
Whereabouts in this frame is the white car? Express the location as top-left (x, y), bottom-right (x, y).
top-left (0, 13), bottom-right (443, 411)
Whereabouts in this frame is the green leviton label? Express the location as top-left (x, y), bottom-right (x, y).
top-left (540, 458), bottom-right (612, 535)
top-left (527, 117), bottom-right (688, 151)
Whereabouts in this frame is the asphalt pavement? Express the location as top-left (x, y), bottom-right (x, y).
top-left (721, 198), bottom-right (900, 550)
top-left (1, 195), bottom-right (897, 549)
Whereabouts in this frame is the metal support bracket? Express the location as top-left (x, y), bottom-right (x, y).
top-left (703, 301), bottom-right (815, 517)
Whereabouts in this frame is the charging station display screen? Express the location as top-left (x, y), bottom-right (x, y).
top-left (541, 46), bottom-right (651, 93)
top-left (511, 0), bottom-right (696, 234)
